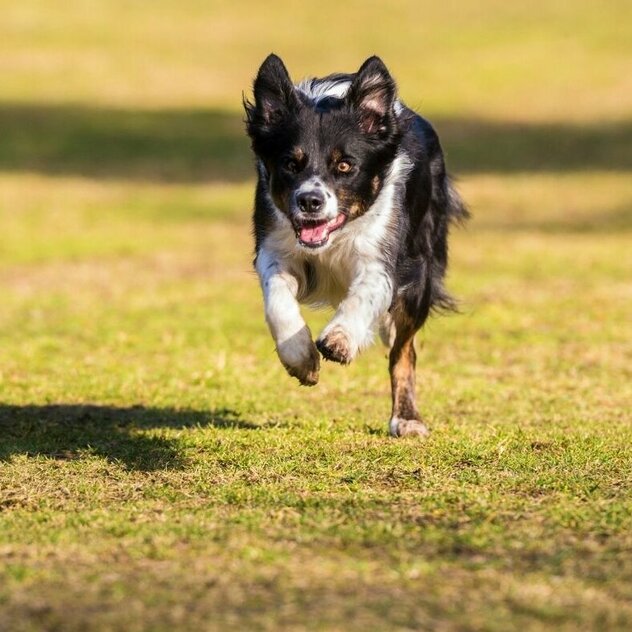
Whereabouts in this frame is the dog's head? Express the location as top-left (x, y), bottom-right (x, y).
top-left (245, 54), bottom-right (401, 250)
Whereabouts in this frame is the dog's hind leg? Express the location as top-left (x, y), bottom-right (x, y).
top-left (388, 311), bottom-right (429, 438)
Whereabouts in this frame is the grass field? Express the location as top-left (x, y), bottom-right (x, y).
top-left (1, 1), bottom-right (631, 630)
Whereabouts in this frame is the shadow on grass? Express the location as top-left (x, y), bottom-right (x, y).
top-left (473, 202), bottom-right (632, 233)
top-left (0, 102), bottom-right (630, 183)
top-left (0, 103), bottom-right (253, 183)
top-left (0, 404), bottom-right (258, 471)
top-left (435, 117), bottom-right (632, 174)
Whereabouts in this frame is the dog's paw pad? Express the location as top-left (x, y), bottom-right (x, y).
top-left (389, 417), bottom-right (430, 438)
top-left (316, 327), bottom-right (354, 365)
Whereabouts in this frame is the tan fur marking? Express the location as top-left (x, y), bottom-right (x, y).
top-left (388, 306), bottom-right (428, 437)
top-left (390, 336), bottom-right (418, 420)
top-left (330, 148), bottom-right (342, 163)
top-left (337, 189), bottom-right (367, 218)
top-left (371, 175), bottom-right (381, 196)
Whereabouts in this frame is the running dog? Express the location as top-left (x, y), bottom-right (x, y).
top-left (244, 54), bottom-right (468, 437)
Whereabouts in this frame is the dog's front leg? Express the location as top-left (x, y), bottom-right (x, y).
top-left (317, 264), bottom-right (392, 365)
top-left (256, 249), bottom-right (320, 386)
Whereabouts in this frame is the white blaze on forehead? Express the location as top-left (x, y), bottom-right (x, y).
top-left (296, 76), bottom-right (404, 114)
top-left (295, 78), bottom-right (352, 104)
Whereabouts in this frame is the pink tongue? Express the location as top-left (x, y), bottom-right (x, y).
top-left (299, 221), bottom-right (329, 244)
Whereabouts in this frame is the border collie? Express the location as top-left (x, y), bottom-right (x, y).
top-left (244, 54), bottom-right (468, 437)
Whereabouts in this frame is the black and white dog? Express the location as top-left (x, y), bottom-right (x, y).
top-left (245, 54), bottom-right (468, 437)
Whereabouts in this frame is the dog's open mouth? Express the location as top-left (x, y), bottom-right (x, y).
top-left (297, 214), bottom-right (347, 248)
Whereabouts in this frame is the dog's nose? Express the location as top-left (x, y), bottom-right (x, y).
top-left (297, 190), bottom-right (325, 214)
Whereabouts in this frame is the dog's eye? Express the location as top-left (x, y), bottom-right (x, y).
top-left (337, 161), bottom-right (352, 173)
top-left (285, 159), bottom-right (300, 174)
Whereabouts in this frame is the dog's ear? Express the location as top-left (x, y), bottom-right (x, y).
top-left (347, 56), bottom-right (396, 136)
top-left (245, 54), bottom-right (297, 130)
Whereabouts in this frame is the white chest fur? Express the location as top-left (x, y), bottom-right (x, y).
top-left (261, 153), bottom-right (411, 309)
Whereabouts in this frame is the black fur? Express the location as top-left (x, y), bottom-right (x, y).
top-left (245, 54), bottom-right (467, 318)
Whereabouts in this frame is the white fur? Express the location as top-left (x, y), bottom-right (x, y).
top-left (389, 416), bottom-right (429, 438)
top-left (255, 248), bottom-right (314, 372)
top-left (257, 153), bottom-right (413, 362)
top-left (389, 416), bottom-right (401, 436)
top-left (295, 77), bottom-right (405, 115)
top-left (296, 78), bottom-right (352, 104)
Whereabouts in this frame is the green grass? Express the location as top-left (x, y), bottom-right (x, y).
top-left (0, 1), bottom-right (631, 630)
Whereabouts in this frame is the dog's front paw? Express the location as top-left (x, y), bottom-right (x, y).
top-left (316, 325), bottom-right (357, 365)
top-left (389, 417), bottom-right (430, 438)
top-left (276, 326), bottom-right (320, 386)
